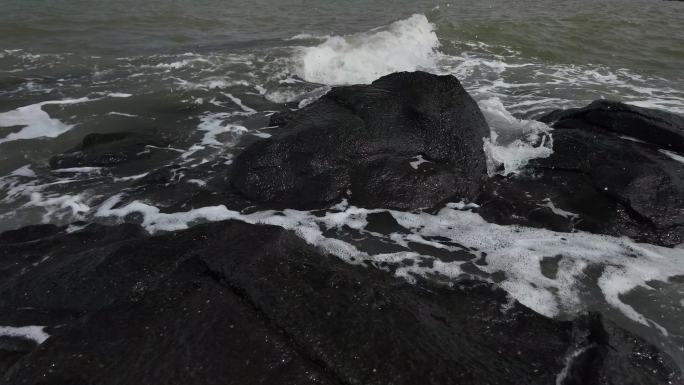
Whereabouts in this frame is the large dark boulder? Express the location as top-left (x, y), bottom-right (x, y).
top-left (231, 71), bottom-right (490, 210)
top-left (478, 101), bottom-right (684, 246)
top-left (1, 221), bottom-right (680, 384)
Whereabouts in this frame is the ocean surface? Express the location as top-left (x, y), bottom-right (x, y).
top-left (1, 0), bottom-right (683, 373)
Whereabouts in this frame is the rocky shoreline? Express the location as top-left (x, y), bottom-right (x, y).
top-left (1, 72), bottom-right (683, 384)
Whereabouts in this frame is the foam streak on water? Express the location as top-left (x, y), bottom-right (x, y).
top-left (0, 98), bottom-right (90, 144)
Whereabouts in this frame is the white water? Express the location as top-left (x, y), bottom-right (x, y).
top-left (0, 325), bottom-right (50, 344)
top-left (0, 98), bottom-right (90, 144)
top-left (297, 14), bottom-right (440, 85)
top-left (278, 13), bottom-right (684, 116)
top-left (479, 97), bottom-right (554, 175)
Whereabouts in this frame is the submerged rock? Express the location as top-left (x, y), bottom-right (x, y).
top-left (479, 101), bottom-right (684, 246)
top-left (1, 221), bottom-right (680, 385)
top-left (232, 71), bottom-right (490, 210)
top-left (49, 131), bottom-right (170, 170)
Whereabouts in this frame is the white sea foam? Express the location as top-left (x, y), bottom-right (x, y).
top-left (112, 172), bottom-right (149, 182)
top-left (0, 325), bottom-right (50, 344)
top-left (265, 86), bottom-right (331, 107)
top-left (660, 149), bottom-right (684, 164)
top-left (223, 93), bottom-right (256, 113)
top-left (186, 179), bottom-right (207, 187)
top-left (619, 135), bottom-right (647, 144)
top-left (428, 40), bottom-right (684, 116)
top-left (174, 77), bottom-right (250, 91)
top-left (9, 165), bottom-right (36, 178)
top-left (555, 346), bottom-right (591, 385)
top-left (52, 167), bottom-right (102, 174)
top-left (197, 112), bottom-right (248, 146)
top-left (143, 57), bottom-right (211, 70)
top-left (288, 33), bottom-right (329, 41)
top-left (479, 97), bottom-right (554, 175)
top-left (29, 192), bottom-right (90, 223)
top-left (297, 14), bottom-right (440, 85)
top-left (94, 196), bottom-right (684, 337)
top-left (0, 98), bottom-right (90, 144)
top-left (0, 168), bottom-right (91, 226)
top-left (107, 112), bottom-right (138, 117)
top-left (409, 155), bottom-right (430, 170)
top-left (538, 198), bottom-right (580, 220)
top-left (251, 131), bottom-right (271, 139)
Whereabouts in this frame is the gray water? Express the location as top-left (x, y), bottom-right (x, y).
top-left (1, 0), bottom-right (683, 374)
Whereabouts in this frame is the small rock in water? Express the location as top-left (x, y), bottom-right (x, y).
top-left (49, 131), bottom-right (175, 175)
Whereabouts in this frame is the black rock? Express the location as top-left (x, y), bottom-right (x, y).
top-left (478, 101), bottom-right (684, 246)
top-left (232, 71), bottom-right (490, 210)
top-left (49, 131), bottom-right (168, 169)
top-left (268, 109), bottom-right (299, 127)
top-left (1, 221), bottom-right (680, 384)
top-left (539, 100), bottom-right (684, 152)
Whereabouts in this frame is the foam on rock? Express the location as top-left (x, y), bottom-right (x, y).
top-left (479, 97), bottom-right (554, 175)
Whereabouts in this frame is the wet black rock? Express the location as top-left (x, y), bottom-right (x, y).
top-left (232, 71), bottom-right (490, 210)
top-left (479, 101), bottom-right (684, 246)
top-left (49, 131), bottom-right (169, 170)
top-left (1, 221), bottom-right (680, 384)
top-left (539, 100), bottom-right (684, 152)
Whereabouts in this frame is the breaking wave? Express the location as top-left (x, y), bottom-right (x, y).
top-left (296, 14), bottom-right (440, 85)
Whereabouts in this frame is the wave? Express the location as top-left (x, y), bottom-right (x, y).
top-left (479, 97), bottom-right (554, 175)
top-left (280, 13), bottom-right (684, 118)
top-left (296, 14), bottom-right (440, 85)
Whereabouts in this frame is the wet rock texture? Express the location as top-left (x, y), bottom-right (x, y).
top-left (2, 74), bottom-right (683, 384)
top-left (232, 71), bottom-right (490, 210)
top-left (1, 221), bottom-right (680, 385)
top-left (539, 100), bottom-right (684, 152)
top-left (479, 100), bottom-right (684, 246)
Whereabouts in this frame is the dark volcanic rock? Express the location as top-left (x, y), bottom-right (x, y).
top-left (479, 101), bottom-right (684, 246)
top-left (0, 221), bottom-right (681, 384)
top-left (232, 71), bottom-right (490, 210)
top-left (539, 100), bottom-right (684, 152)
top-left (49, 131), bottom-right (169, 169)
